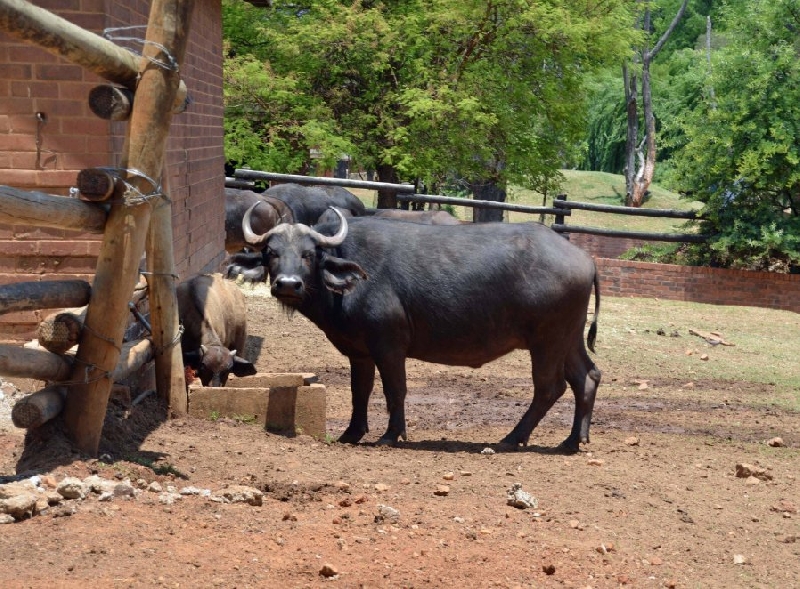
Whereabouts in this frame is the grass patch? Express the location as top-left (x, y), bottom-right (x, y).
top-left (597, 296), bottom-right (800, 410)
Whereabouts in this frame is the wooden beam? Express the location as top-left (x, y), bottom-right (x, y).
top-left (145, 172), bottom-right (187, 415)
top-left (112, 338), bottom-right (154, 382)
top-left (0, 343), bottom-right (73, 381)
top-left (400, 193), bottom-right (569, 215)
top-left (0, 0), bottom-right (188, 112)
top-left (551, 223), bottom-right (709, 243)
top-left (0, 280), bottom-right (91, 316)
top-left (0, 185), bottom-right (107, 232)
top-left (75, 168), bottom-right (125, 202)
top-left (62, 0), bottom-right (195, 456)
top-left (553, 199), bottom-right (702, 219)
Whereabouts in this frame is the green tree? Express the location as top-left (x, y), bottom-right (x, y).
top-left (222, 0), bottom-right (637, 211)
top-left (671, 0), bottom-right (800, 271)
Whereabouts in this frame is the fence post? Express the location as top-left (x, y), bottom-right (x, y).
top-left (554, 194), bottom-right (569, 240)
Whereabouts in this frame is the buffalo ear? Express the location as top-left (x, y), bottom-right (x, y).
top-left (320, 255), bottom-right (368, 295)
top-left (232, 356), bottom-right (257, 377)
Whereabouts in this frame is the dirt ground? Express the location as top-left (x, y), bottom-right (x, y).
top-left (1, 283), bottom-right (798, 588)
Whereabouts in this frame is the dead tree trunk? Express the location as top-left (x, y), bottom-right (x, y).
top-left (62, 0), bottom-right (194, 456)
top-left (624, 0), bottom-right (688, 207)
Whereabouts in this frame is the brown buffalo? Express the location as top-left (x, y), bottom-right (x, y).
top-left (177, 273), bottom-right (256, 386)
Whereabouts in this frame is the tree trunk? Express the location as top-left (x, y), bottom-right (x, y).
top-left (623, 63), bottom-right (638, 207)
top-left (470, 177), bottom-right (506, 223)
top-left (623, 0), bottom-right (689, 208)
top-left (375, 163), bottom-right (400, 209)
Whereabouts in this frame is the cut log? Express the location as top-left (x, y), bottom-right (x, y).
top-left (0, 343), bottom-right (73, 381)
top-left (11, 385), bottom-right (67, 429)
top-left (0, 280), bottom-right (91, 316)
top-left (37, 307), bottom-right (86, 355)
top-left (0, 185), bottom-right (107, 232)
top-left (88, 85), bottom-right (135, 121)
top-left (75, 168), bottom-right (124, 202)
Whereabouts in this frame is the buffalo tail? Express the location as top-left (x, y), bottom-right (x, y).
top-left (587, 267), bottom-right (600, 353)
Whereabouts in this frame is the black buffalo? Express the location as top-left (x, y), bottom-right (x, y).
top-left (317, 207), bottom-right (467, 225)
top-left (178, 273), bottom-right (257, 386)
top-left (243, 207), bottom-right (601, 451)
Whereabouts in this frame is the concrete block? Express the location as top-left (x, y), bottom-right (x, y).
top-left (225, 372), bottom-right (317, 388)
top-left (187, 379), bottom-right (326, 439)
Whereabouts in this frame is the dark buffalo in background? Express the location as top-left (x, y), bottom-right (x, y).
top-left (317, 207), bottom-right (467, 226)
top-left (243, 208), bottom-right (601, 451)
top-left (177, 273), bottom-right (256, 386)
top-left (224, 184), bottom-right (367, 282)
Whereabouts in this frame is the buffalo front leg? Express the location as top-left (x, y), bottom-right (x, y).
top-left (501, 351), bottom-right (567, 449)
top-left (374, 357), bottom-right (408, 445)
top-left (339, 356), bottom-right (376, 444)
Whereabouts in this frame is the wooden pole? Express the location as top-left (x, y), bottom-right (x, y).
top-left (0, 185), bottom-right (107, 232)
top-left (0, 344), bottom-right (73, 381)
top-left (112, 338), bottom-right (154, 382)
top-left (145, 172), bottom-right (187, 415)
top-left (0, 280), bottom-right (91, 315)
top-left (0, 0), bottom-right (188, 112)
top-left (62, 0), bottom-right (194, 456)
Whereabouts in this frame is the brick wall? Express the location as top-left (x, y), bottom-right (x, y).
top-left (568, 233), bottom-right (647, 260)
top-left (0, 0), bottom-right (225, 342)
top-left (595, 258), bottom-right (800, 314)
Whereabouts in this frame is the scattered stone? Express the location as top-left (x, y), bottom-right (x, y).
top-left (651, 556), bottom-right (663, 565)
top-left (771, 500), bottom-right (798, 514)
top-left (179, 486), bottom-right (205, 496)
top-left (542, 563), bottom-right (556, 575)
top-left (638, 382), bottom-right (649, 390)
top-left (220, 485), bottom-right (263, 506)
top-left (0, 513), bottom-right (15, 524)
top-left (319, 563), bottom-right (339, 578)
top-left (596, 542), bottom-right (615, 554)
top-left (442, 472), bottom-right (455, 481)
top-left (374, 483), bottom-right (390, 493)
top-left (767, 437), bottom-right (785, 448)
top-left (97, 491), bottom-right (114, 502)
top-left (700, 354), bottom-right (709, 361)
top-left (113, 481), bottom-right (136, 498)
top-left (506, 483), bottom-right (537, 509)
top-left (480, 447), bottom-right (496, 455)
top-left (624, 436), bottom-right (640, 446)
top-left (158, 492), bottom-right (182, 505)
top-left (83, 475), bottom-right (116, 494)
top-left (147, 481), bottom-right (163, 493)
top-left (282, 513), bottom-right (298, 522)
top-left (733, 554), bottom-right (746, 565)
top-left (1, 493), bottom-right (38, 520)
top-left (57, 477), bottom-right (87, 500)
top-left (569, 519), bottom-right (581, 530)
top-left (459, 470), bottom-right (473, 476)
top-left (735, 463), bottom-right (772, 481)
top-left (745, 476), bottom-right (760, 486)
top-left (434, 485), bottom-right (450, 497)
top-left (587, 458), bottom-right (605, 467)
top-left (375, 504), bottom-right (400, 522)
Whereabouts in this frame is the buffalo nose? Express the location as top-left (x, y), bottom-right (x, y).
top-left (273, 275), bottom-right (303, 297)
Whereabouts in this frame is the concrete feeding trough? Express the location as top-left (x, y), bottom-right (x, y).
top-left (187, 373), bottom-right (326, 438)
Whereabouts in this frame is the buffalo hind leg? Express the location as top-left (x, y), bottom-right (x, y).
top-left (339, 356), bottom-right (376, 444)
top-left (560, 346), bottom-right (602, 453)
top-left (501, 352), bottom-right (566, 449)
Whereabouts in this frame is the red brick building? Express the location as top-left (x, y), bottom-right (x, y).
top-left (0, 0), bottom-right (226, 341)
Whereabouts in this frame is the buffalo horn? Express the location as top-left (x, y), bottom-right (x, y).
top-left (304, 207), bottom-right (348, 248)
top-left (242, 201), bottom-right (269, 248)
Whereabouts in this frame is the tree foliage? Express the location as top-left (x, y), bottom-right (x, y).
top-left (222, 0), bottom-right (637, 198)
top-left (669, 0), bottom-right (800, 271)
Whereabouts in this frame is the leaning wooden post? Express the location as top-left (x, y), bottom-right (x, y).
top-left (145, 171), bottom-right (187, 415)
top-left (63, 0), bottom-right (194, 456)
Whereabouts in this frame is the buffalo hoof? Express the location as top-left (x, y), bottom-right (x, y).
top-left (499, 432), bottom-right (530, 450)
top-left (338, 429), bottom-right (366, 444)
top-left (557, 436), bottom-right (583, 454)
top-left (375, 428), bottom-right (407, 446)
